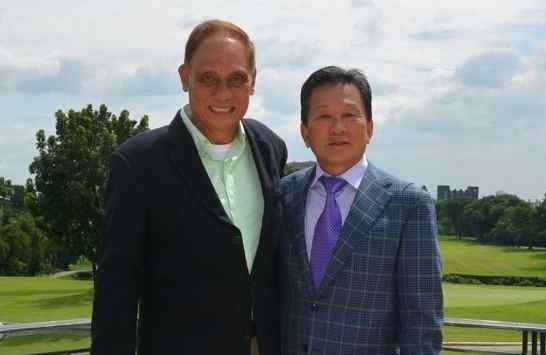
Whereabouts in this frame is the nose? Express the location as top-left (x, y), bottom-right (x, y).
top-left (213, 81), bottom-right (233, 101)
top-left (330, 116), bottom-right (347, 134)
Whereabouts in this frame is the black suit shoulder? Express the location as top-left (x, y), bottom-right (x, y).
top-left (243, 118), bottom-right (282, 143)
top-left (113, 124), bottom-right (170, 168)
top-left (244, 118), bottom-right (288, 173)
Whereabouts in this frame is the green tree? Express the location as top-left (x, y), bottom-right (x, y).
top-left (436, 198), bottom-right (472, 238)
top-left (29, 104), bottom-right (149, 280)
top-left (489, 203), bottom-right (535, 247)
top-left (0, 177), bottom-right (12, 198)
top-left (0, 177), bottom-right (25, 225)
top-left (284, 161), bottom-right (314, 176)
top-left (457, 194), bottom-right (525, 243)
top-left (533, 193), bottom-right (546, 248)
top-left (0, 212), bottom-right (47, 275)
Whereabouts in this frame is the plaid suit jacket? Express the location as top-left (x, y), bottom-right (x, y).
top-left (280, 163), bottom-right (443, 355)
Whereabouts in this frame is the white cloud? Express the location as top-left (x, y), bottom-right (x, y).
top-left (456, 51), bottom-right (520, 88)
top-left (116, 65), bottom-right (181, 96)
top-left (0, 0), bottom-right (545, 200)
top-left (0, 49), bottom-right (85, 93)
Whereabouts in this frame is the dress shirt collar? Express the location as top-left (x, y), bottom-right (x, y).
top-left (311, 155), bottom-right (368, 191)
top-left (181, 104), bottom-right (246, 161)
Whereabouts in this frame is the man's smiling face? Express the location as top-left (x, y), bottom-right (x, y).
top-left (301, 83), bottom-right (373, 176)
top-left (179, 33), bottom-right (255, 144)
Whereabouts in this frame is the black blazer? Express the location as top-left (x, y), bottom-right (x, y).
top-left (91, 111), bottom-right (287, 355)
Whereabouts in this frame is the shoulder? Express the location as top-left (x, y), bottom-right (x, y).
top-left (114, 125), bottom-right (170, 167)
top-left (370, 164), bottom-right (433, 206)
top-left (243, 118), bottom-right (285, 147)
top-left (244, 118), bottom-right (287, 168)
top-left (280, 166), bottom-right (313, 195)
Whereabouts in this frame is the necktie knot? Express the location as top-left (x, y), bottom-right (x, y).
top-left (320, 176), bottom-right (347, 195)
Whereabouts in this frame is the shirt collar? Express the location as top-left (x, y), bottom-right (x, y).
top-left (181, 104), bottom-right (247, 161)
top-left (311, 155), bottom-right (368, 191)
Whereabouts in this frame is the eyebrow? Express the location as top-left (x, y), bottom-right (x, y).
top-left (344, 103), bottom-right (361, 110)
top-left (230, 71), bottom-right (249, 77)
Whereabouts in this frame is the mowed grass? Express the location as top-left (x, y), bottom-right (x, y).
top-left (443, 283), bottom-right (546, 341)
top-left (441, 236), bottom-right (546, 342)
top-left (0, 334), bottom-right (90, 355)
top-left (0, 236), bottom-right (545, 353)
top-left (440, 235), bottom-right (546, 277)
top-left (0, 277), bottom-right (93, 322)
top-left (0, 277), bottom-right (93, 355)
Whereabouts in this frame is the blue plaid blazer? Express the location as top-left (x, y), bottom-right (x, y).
top-left (280, 163), bottom-right (443, 355)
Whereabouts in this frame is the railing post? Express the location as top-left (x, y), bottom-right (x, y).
top-left (532, 332), bottom-right (538, 355)
top-left (523, 331), bottom-right (528, 355)
top-left (540, 332), bottom-right (545, 355)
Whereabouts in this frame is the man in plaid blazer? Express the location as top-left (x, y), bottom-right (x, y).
top-left (280, 66), bottom-right (443, 355)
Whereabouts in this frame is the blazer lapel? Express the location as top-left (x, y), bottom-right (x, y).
top-left (318, 163), bottom-right (393, 296)
top-left (245, 124), bottom-right (275, 278)
top-left (165, 111), bottom-right (235, 229)
top-left (288, 167), bottom-right (317, 298)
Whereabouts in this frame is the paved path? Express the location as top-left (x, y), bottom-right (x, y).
top-left (49, 270), bottom-right (91, 278)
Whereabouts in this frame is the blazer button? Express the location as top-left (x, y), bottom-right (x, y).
top-left (311, 302), bottom-right (319, 311)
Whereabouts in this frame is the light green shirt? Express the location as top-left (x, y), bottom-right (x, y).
top-left (181, 105), bottom-right (264, 272)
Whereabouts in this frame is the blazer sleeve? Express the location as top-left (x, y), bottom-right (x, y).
top-left (91, 151), bottom-right (146, 355)
top-left (397, 188), bottom-right (443, 355)
top-left (278, 139), bottom-right (288, 177)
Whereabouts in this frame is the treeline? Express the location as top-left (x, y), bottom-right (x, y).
top-left (0, 177), bottom-right (53, 275)
top-left (1, 177), bottom-right (95, 275)
top-left (437, 194), bottom-right (546, 248)
top-left (2, 103), bottom-right (545, 276)
top-left (0, 104), bottom-right (149, 277)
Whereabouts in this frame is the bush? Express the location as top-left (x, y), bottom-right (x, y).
top-left (443, 273), bottom-right (546, 287)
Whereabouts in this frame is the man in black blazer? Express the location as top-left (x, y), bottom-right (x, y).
top-left (91, 20), bottom-right (287, 355)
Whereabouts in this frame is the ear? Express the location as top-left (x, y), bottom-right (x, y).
top-left (178, 64), bottom-right (190, 92)
top-left (300, 122), bottom-right (310, 148)
top-left (367, 118), bottom-right (374, 141)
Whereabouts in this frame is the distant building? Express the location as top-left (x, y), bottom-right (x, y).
top-left (437, 185), bottom-right (451, 200)
top-left (437, 185), bottom-right (479, 200)
top-left (466, 186), bottom-right (479, 199)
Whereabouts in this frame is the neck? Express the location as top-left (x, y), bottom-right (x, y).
top-left (320, 166), bottom-right (349, 177)
top-left (202, 129), bottom-right (237, 144)
top-left (190, 119), bottom-right (238, 144)
top-left (318, 158), bottom-right (362, 177)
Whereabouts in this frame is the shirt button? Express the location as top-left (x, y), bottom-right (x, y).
top-left (311, 302), bottom-right (319, 311)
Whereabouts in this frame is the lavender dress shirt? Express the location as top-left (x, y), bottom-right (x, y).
top-left (304, 155), bottom-right (368, 259)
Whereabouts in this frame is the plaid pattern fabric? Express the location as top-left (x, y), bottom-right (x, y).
top-left (280, 163), bottom-right (443, 355)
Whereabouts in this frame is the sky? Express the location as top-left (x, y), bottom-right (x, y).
top-left (1, 0), bottom-right (545, 200)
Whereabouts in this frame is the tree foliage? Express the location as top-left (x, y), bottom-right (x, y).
top-left (29, 104), bottom-right (149, 277)
top-left (0, 215), bottom-right (31, 274)
top-left (436, 198), bottom-right (473, 238)
top-left (0, 209), bottom-right (49, 275)
top-left (437, 194), bottom-right (546, 248)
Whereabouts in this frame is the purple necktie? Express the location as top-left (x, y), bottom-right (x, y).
top-left (310, 175), bottom-right (347, 289)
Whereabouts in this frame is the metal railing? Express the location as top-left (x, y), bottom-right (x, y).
top-left (1, 317), bottom-right (545, 355)
top-left (445, 318), bottom-right (546, 355)
top-left (0, 319), bottom-right (91, 355)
